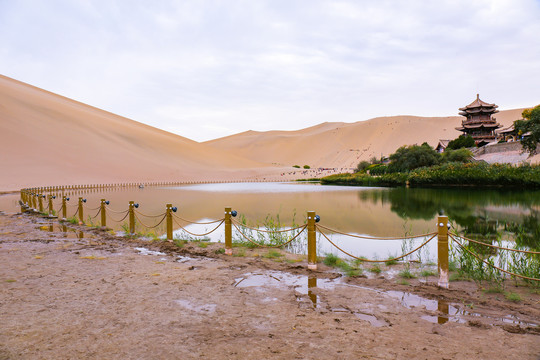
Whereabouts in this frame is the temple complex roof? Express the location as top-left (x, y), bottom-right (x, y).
top-left (459, 94), bottom-right (499, 111)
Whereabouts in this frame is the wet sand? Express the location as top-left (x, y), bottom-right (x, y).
top-left (1, 212), bottom-right (539, 359)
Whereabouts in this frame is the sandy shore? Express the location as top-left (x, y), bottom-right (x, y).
top-left (1, 212), bottom-right (539, 359)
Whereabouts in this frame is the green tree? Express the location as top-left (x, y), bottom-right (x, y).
top-left (446, 135), bottom-right (476, 150)
top-left (356, 161), bottom-right (370, 173)
top-left (514, 105), bottom-right (540, 154)
top-left (387, 143), bottom-right (441, 173)
top-left (442, 148), bottom-right (473, 163)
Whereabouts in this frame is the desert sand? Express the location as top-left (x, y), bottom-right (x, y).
top-left (0, 74), bottom-right (531, 191)
top-left (1, 213), bottom-right (539, 359)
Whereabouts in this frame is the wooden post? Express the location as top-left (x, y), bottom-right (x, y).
top-left (166, 204), bottom-right (173, 241)
top-left (32, 193), bottom-right (37, 212)
top-left (129, 201), bottom-right (135, 235)
top-left (78, 197), bottom-right (84, 225)
top-left (47, 195), bottom-right (55, 218)
top-left (101, 199), bottom-right (107, 228)
top-left (437, 215), bottom-right (449, 289)
top-left (38, 194), bottom-right (44, 213)
top-left (62, 196), bottom-right (67, 220)
top-left (225, 207), bottom-right (232, 255)
top-left (307, 211), bottom-right (317, 270)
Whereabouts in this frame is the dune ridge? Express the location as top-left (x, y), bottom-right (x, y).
top-left (205, 110), bottom-right (525, 169)
top-left (0, 74), bottom-right (530, 191)
top-left (0, 75), bottom-right (274, 191)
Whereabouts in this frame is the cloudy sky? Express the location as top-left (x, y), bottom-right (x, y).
top-left (1, 0), bottom-right (539, 141)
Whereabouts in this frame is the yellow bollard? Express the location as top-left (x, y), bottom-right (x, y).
top-left (225, 207), bottom-right (232, 255)
top-left (166, 204), bottom-right (173, 241)
top-left (47, 195), bottom-right (54, 217)
top-left (101, 199), bottom-right (107, 228)
top-left (62, 196), bottom-right (67, 220)
top-left (78, 197), bottom-right (84, 225)
top-left (307, 211), bottom-right (317, 270)
top-left (437, 215), bottom-right (449, 289)
top-left (38, 194), bottom-right (44, 213)
top-left (129, 201), bottom-right (135, 235)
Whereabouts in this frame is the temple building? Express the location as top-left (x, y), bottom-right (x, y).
top-left (456, 94), bottom-right (502, 146)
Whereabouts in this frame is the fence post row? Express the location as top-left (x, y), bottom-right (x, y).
top-left (225, 207), bottom-right (232, 255)
top-left (437, 215), bottom-right (449, 289)
top-left (307, 211), bottom-right (317, 270)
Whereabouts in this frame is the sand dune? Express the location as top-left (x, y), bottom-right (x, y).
top-left (0, 74), bottom-right (530, 191)
top-left (0, 75), bottom-right (277, 191)
top-left (205, 109), bottom-right (526, 169)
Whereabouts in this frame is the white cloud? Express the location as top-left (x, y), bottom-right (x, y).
top-left (1, 0), bottom-right (539, 141)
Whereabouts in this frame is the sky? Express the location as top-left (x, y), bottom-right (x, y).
top-left (1, 0), bottom-right (540, 142)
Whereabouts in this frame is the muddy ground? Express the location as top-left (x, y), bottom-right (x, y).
top-left (1, 212), bottom-right (539, 359)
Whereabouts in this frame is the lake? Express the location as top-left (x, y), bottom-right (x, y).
top-left (4, 182), bottom-right (539, 261)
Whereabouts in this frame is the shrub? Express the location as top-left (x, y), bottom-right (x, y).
top-left (293, 165), bottom-right (300, 168)
top-left (442, 148), bottom-right (473, 163)
top-left (446, 135), bottom-right (476, 150)
top-left (356, 161), bottom-right (371, 173)
top-left (387, 143), bottom-right (441, 173)
top-left (303, 165), bottom-right (311, 169)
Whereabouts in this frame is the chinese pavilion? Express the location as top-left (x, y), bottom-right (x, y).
top-left (456, 94), bottom-right (501, 146)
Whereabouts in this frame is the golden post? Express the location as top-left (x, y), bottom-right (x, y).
top-left (100, 199), bottom-right (107, 228)
top-left (225, 207), bottom-right (232, 255)
top-left (47, 195), bottom-right (54, 217)
top-left (78, 197), bottom-right (84, 225)
top-left (38, 194), bottom-right (44, 213)
top-left (129, 201), bottom-right (135, 234)
top-left (437, 215), bottom-right (449, 289)
top-left (166, 204), bottom-right (173, 241)
top-left (32, 193), bottom-right (37, 211)
top-left (307, 211), bottom-right (317, 270)
top-left (62, 196), bottom-right (67, 220)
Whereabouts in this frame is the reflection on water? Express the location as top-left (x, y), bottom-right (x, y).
top-left (7, 183), bottom-right (540, 257)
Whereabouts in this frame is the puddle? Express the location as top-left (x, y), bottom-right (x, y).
top-left (174, 299), bottom-right (216, 314)
top-left (177, 255), bottom-right (196, 263)
top-left (135, 247), bottom-right (166, 256)
top-left (354, 313), bottom-right (388, 327)
top-left (385, 290), bottom-right (538, 327)
top-left (37, 223), bottom-right (84, 239)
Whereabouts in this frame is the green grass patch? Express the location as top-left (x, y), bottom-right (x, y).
top-left (399, 269), bottom-right (417, 279)
top-left (420, 269), bottom-right (436, 278)
top-left (263, 249), bottom-right (284, 259)
top-left (397, 279), bottom-right (410, 285)
top-left (369, 265), bottom-right (382, 274)
top-left (505, 292), bottom-right (522, 302)
top-left (323, 253), bottom-right (339, 266)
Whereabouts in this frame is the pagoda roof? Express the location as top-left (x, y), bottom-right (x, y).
top-left (459, 94), bottom-right (499, 112)
top-left (456, 123), bottom-right (502, 130)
